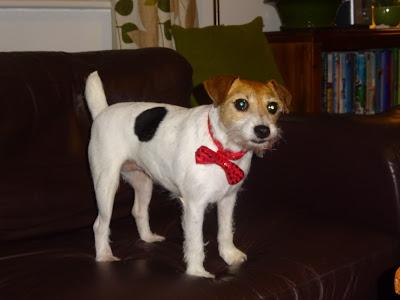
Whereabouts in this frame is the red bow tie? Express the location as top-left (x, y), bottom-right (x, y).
top-left (195, 117), bottom-right (247, 185)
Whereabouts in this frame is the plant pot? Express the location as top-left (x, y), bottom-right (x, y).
top-left (275, 0), bottom-right (341, 29)
top-left (374, 5), bottom-right (400, 27)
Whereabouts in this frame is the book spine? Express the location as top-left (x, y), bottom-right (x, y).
top-left (321, 52), bottom-right (328, 112)
top-left (339, 52), bottom-right (346, 114)
top-left (382, 50), bottom-right (391, 112)
top-left (344, 52), bottom-right (354, 113)
top-left (365, 51), bottom-right (376, 115)
top-left (327, 53), bottom-right (334, 113)
top-left (375, 50), bottom-right (383, 113)
top-left (392, 48), bottom-right (399, 108)
top-left (355, 52), bottom-right (366, 115)
top-left (336, 53), bottom-right (343, 114)
top-left (398, 48), bottom-right (400, 106)
top-left (332, 52), bottom-right (338, 113)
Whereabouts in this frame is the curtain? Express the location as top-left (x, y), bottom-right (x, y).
top-left (112, 0), bottom-right (198, 49)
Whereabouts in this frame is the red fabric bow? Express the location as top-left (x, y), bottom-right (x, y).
top-left (195, 117), bottom-right (247, 185)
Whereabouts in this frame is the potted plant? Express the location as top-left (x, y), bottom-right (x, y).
top-left (264, 0), bottom-right (341, 29)
top-left (373, 0), bottom-right (400, 27)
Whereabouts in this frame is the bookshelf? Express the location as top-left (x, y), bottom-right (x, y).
top-left (265, 28), bottom-right (400, 114)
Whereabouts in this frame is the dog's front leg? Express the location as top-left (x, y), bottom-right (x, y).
top-left (217, 194), bottom-right (247, 266)
top-left (182, 200), bottom-right (214, 278)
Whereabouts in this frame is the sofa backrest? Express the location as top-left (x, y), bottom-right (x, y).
top-left (0, 48), bottom-right (193, 240)
top-left (246, 110), bottom-right (400, 234)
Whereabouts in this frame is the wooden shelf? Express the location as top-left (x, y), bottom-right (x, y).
top-left (265, 28), bottom-right (400, 113)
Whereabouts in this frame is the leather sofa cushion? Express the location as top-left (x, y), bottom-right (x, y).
top-left (0, 190), bottom-right (398, 299)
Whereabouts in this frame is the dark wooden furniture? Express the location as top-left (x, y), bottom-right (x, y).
top-left (266, 28), bottom-right (400, 113)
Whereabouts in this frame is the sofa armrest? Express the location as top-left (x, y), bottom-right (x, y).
top-left (246, 107), bottom-right (400, 234)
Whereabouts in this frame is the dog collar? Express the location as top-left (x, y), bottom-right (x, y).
top-left (195, 116), bottom-right (247, 185)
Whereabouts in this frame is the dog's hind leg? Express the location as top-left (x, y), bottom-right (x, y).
top-left (92, 163), bottom-right (121, 262)
top-left (123, 170), bottom-right (165, 243)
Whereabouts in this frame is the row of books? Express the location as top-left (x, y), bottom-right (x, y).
top-left (321, 49), bottom-right (400, 114)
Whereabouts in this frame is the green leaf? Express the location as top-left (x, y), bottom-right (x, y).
top-left (163, 20), bottom-right (172, 40)
top-left (115, 0), bottom-right (133, 16)
top-left (121, 22), bottom-right (138, 43)
top-left (158, 0), bottom-right (170, 12)
top-left (144, 0), bottom-right (157, 5)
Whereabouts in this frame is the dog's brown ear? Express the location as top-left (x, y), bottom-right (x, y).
top-left (203, 75), bottom-right (238, 106)
top-left (267, 80), bottom-right (292, 113)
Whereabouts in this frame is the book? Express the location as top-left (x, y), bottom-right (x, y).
top-left (339, 52), bottom-right (346, 114)
top-left (344, 52), bottom-right (354, 113)
top-left (375, 50), bottom-right (383, 113)
top-left (332, 52), bottom-right (339, 113)
top-left (336, 53), bottom-right (343, 114)
top-left (381, 50), bottom-right (391, 112)
top-left (365, 51), bottom-right (376, 115)
top-left (391, 49), bottom-right (399, 107)
top-left (321, 52), bottom-right (328, 112)
top-left (355, 52), bottom-right (366, 115)
top-left (398, 48), bottom-right (400, 106)
top-left (322, 48), bottom-right (399, 115)
top-left (326, 53), bottom-right (334, 113)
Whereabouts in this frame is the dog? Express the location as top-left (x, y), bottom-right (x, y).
top-left (84, 71), bottom-right (291, 278)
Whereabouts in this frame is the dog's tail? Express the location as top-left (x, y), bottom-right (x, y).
top-left (85, 71), bottom-right (109, 119)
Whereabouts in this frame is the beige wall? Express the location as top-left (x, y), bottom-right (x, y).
top-left (0, 0), bottom-right (112, 51)
top-left (0, 0), bottom-right (281, 52)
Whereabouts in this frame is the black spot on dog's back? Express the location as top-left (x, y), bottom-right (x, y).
top-left (134, 107), bottom-right (168, 142)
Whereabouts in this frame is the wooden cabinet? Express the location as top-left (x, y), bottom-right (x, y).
top-left (265, 28), bottom-right (400, 113)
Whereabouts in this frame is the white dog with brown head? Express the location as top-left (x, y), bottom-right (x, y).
top-left (85, 71), bottom-right (291, 278)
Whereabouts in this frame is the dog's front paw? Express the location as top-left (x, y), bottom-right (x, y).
top-left (220, 247), bottom-right (247, 266)
top-left (141, 233), bottom-right (165, 243)
top-left (95, 245), bottom-right (120, 262)
top-left (96, 254), bottom-right (120, 262)
top-left (186, 266), bottom-right (215, 279)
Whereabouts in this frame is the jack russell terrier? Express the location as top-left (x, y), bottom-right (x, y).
top-left (84, 71), bottom-right (291, 278)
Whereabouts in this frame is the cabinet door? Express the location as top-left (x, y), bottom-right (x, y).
top-left (269, 42), bottom-right (320, 113)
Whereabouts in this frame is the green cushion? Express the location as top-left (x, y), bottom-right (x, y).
top-left (171, 17), bottom-right (283, 105)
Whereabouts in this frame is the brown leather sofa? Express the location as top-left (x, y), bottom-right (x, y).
top-left (1, 48), bottom-right (400, 300)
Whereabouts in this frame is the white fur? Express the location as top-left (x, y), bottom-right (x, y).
top-left (85, 72), bottom-right (280, 278)
top-left (85, 71), bottom-right (108, 119)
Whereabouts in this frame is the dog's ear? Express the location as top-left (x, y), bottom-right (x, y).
top-left (267, 80), bottom-right (292, 113)
top-left (203, 75), bottom-right (238, 106)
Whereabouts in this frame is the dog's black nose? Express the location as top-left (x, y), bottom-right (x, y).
top-left (254, 125), bottom-right (270, 139)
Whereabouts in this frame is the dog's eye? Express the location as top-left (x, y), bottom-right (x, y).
top-left (234, 99), bottom-right (249, 111)
top-left (267, 102), bottom-right (279, 114)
